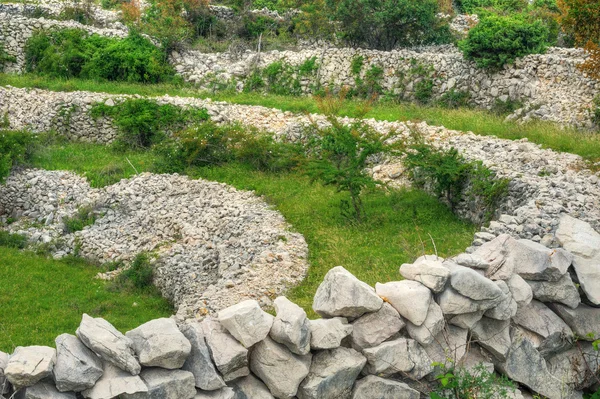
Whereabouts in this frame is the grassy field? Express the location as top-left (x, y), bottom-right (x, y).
top-left (27, 141), bottom-right (476, 316)
top-left (0, 247), bottom-right (172, 352)
top-left (2, 73), bottom-right (599, 163)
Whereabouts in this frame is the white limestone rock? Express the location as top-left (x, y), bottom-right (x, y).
top-left (352, 376), bottom-right (420, 399)
top-left (218, 300), bottom-right (274, 348)
top-left (121, 368), bottom-right (196, 399)
top-left (200, 318), bottom-right (249, 382)
top-left (229, 374), bottom-right (274, 399)
top-left (54, 333), bottom-right (103, 392)
top-left (82, 362), bottom-right (147, 399)
top-left (269, 296), bottom-right (311, 355)
top-left (548, 303), bottom-right (600, 341)
top-left (5, 346), bottom-right (56, 388)
top-left (506, 274), bottom-right (533, 307)
top-left (399, 256), bottom-right (450, 293)
top-left (25, 382), bottom-right (76, 399)
top-left (375, 281), bottom-right (432, 326)
top-left (194, 387), bottom-right (235, 399)
top-left (180, 322), bottom-right (226, 391)
top-left (349, 303), bottom-right (404, 349)
top-left (406, 300), bottom-right (445, 345)
top-left (471, 317), bottom-right (511, 361)
top-left (526, 273), bottom-right (580, 309)
top-left (126, 318), bottom-right (191, 369)
top-left (362, 338), bottom-right (433, 379)
top-left (309, 318), bottom-right (353, 350)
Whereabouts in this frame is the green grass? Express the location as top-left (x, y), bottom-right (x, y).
top-left (2, 73), bottom-right (599, 163)
top-left (26, 141), bottom-right (476, 315)
top-left (0, 247), bottom-right (172, 352)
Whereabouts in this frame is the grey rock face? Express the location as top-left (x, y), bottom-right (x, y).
top-left (194, 387), bottom-right (235, 399)
top-left (54, 333), bottom-right (103, 392)
top-left (449, 264), bottom-right (504, 301)
top-left (375, 281), bottom-right (431, 326)
top-left (406, 300), bottom-right (445, 345)
top-left (423, 325), bottom-right (469, 366)
top-left (351, 376), bottom-right (420, 399)
top-left (309, 318), bottom-right (353, 350)
top-left (526, 273), bottom-right (580, 309)
top-left (180, 323), bottom-right (226, 391)
top-left (298, 347), bottom-right (366, 399)
top-left (448, 310), bottom-right (485, 329)
top-left (512, 300), bottom-right (573, 357)
top-left (399, 256), bottom-right (450, 293)
top-left (484, 281), bottom-right (517, 320)
top-left (250, 337), bottom-right (311, 398)
top-left (76, 314), bottom-right (140, 375)
top-left (471, 318), bottom-right (511, 361)
top-left (472, 234), bottom-right (514, 279)
top-left (229, 374), bottom-right (274, 399)
top-left (1, 351), bottom-right (9, 394)
top-left (511, 239), bottom-right (572, 282)
top-left (121, 368), bottom-right (196, 399)
top-left (555, 215), bottom-right (600, 305)
top-left (126, 318), bottom-right (191, 369)
top-left (546, 342), bottom-right (600, 390)
top-left (82, 362), bottom-right (148, 399)
top-left (349, 303), bottom-right (404, 349)
top-left (5, 346), bottom-right (56, 388)
top-left (201, 318), bottom-right (249, 382)
top-left (548, 303), bottom-right (600, 341)
top-left (506, 274), bottom-right (533, 307)
top-left (269, 296), bottom-right (311, 355)
top-left (313, 266), bottom-right (383, 318)
top-left (25, 382), bottom-right (76, 399)
top-left (362, 338), bottom-right (433, 379)
top-left (438, 285), bottom-right (501, 315)
top-left (218, 300), bottom-right (274, 348)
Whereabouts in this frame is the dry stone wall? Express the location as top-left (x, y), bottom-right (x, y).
top-left (0, 222), bottom-right (599, 398)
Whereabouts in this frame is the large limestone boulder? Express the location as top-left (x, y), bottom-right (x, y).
top-left (121, 368), bottom-right (196, 399)
top-left (438, 285), bottom-right (502, 315)
top-left (352, 376), bottom-right (420, 399)
top-left (405, 300), bottom-right (445, 345)
top-left (349, 303), bottom-right (404, 349)
top-left (126, 318), bottom-right (191, 369)
top-left (506, 274), bottom-right (533, 307)
top-left (229, 374), bottom-right (274, 399)
top-left (447, 310), bottom-right (485, 329)
top-left (548, 303), bottom-right (600, 341)
top-left (471, 318), bottom-right (511, 361)
top-left (423, 325), bottom-right (469, 367)
top-left (218, 300), bottom-right (274, 348)
top-left (449, 264), bottom-right (504, 301)
top-left (249, 336), bottom-right (311, 398)
top-left (25, 382), bottom-right (76, 399)
top-left (547, 342), bottom-right (600, 390)
top-left (484, 281), bottom-right (517, 320)
top-left (362, 338), bottom-right (433, 379)
top-left (375, 281), bottom-right (431, 326)
top-left (309, 318), bottom-right (353, 350)
top-left (526, 274), bottom-right (580, 309)
top-left (201, 318), bottom-right (249, 382)
top-left (76, 314), bottom-right (140, 375)
top-left (5, 346), bottom-right (56, 388)
top-left (399, 256), bottom-right (450, 293)
top-left (298, 347), bottom-right (366, 399)
top-left (269, 297), bottom-right (311, 355)
top-left (54, 333), bottom-right (103, 392)
top-left (180, 322), bottom-right (226, 391)
top-left (313, 266), bottom-right (383, 318)
top-left (82, 362), bottom-right (147, 399)
top-left (194, 387), bottom-right (235, 399)
top-left (555, 215), bottom-right (600, 305)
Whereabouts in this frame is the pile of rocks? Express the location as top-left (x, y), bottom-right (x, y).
top-left (0, 170), bottom-right (308, 318)
top-left (1, 216), bottom-right (599, 398)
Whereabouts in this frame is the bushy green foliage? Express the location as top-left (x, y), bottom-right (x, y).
top-left (352, 64), bottom-right (384, 99)
top-left (438, 88), bottom-right (471, 109)
top-left (91, 99), bottom-right (210, 149)
top-left (327, 0), bottom-right (451, 50)
top-left (244, 57), bottom-right (319, 96)
top-left (431, 364), bottom-right (516, 399)
top-left (62, 206), bottom-right (97, 233)
top-left (0, 131), bottom-right (36, 183)
top-left (117, 252), bottom-right (154, 290)
top-left (403, 133), bottom-right (509, 220)
top-left (459, 15), bottom-right (550, 69)
top-left (0, 232), bottom-right (28, 249)
top-left (239, 15), bottom-right (280, 39)
top-left (492, 98), bottom-right (523, 115)
top-left (153, 121), bottom-right (304, 173)
top-left (458, 0), bottom-right (527, 14)
top-left (25, 29), bottom-right (173, 83)
top-left (414, 78), bottom-right (435, 104)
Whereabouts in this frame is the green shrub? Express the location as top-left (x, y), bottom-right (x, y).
top-left (458, 0), bottom-right (527, 14)
top-left (117, 252), bottom-right (154, 290)
top-left (459, 15), bottom-right (550, 69)
top-left (91, 99), bottom-right (210, 149)
top-left (438, 88), bottom-right (471, 109)
top-left (432, 364), bottom-right (516, 399)
top-left (352, 64), bottom-right (384, 98)
top-left (239, 14), bottom-right (280, 39)
top-left (350, 55), bottom-right (364, 76)
top-left (25, 29), bottom-right (173, 83)
top-left (491, 98), bottom-right (523, 115)
top-left (415, 78), bottom-right (434, 104)
top-left (62, 206), bottom-right (97, 233)
top-left (327, 0), bottom-right (452, 50)
top-left (0, 44), bottom-right (16, 72)
top-left (0, 131), bottom-right (36, 183)
top-left (244, 58), bottom-right (319, 96)
top-left (0, 232), bottom-right (28, 249)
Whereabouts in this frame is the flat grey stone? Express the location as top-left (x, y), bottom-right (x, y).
top-left (472, 234), bottom-right (514, 279)
top-left (229, 374), bottom-right (274, 399)
top-left (349, 303), bottom-right (404, 349)
top-left (82, 362), bottom-right (147, 399)
top-left (121, 368), bottom-right (196, 399)
top-left (54, 333), bottom-right (103, 392)
top-left (454, 253), bottom-right (490, 269)
top-left (449, 264), bottom-right (504, 301)
top-left (298, 347), bottom-right (366, 399)
top-left (201, 318), bottom-right (248, 382)
top-left (546, 342), bottom-right (600, 390)
top-left (25, 382), bottom-right (76, 399)
top-left (406, 300), bottom-right (444, 345)
top-left (555, 215), bottom-right (600, 305)
top-left (448, 310), bottom-right (485, 329)
top-left (76, 314), bottom-right (140, 375)
top-left (352, 375), bottom-right (419, 399)
top-left (309, 318), bottom-right (353, 350)
top-left (269, 296), bottom-right (311, 355)
top-left (313, 267), bottom-right (383, 319)
top-left (194, 387), bottom-right (235, 399)
top-left (423, 325), bottom-right (469, 366)
top-left (362, 338), bottom-right (433, 379)
top-left (5, 346), bottom-right (56, 388)
top-left (438, 285), bottom-right (502, 315)
top-left (471, 317), bottom-right (511, 361)
top-left (484, 281), bottom-right (517, 320)
top-left (526, 274), bottom-right (580, 309)
top-left (180, 322), bottom-right (226, 391)
top-left (511, 239), bottom-right (572, 282)
top-left (218, 300), bottom-right (274, 348)
top-left (250, 337), bottom-right (311, 398)
top-left (549, 303), bottom-right (600, 341)
top-left (399, 256), bottom-right (449, 293)
top-left (126, 318), bottom-right (191, 369)
top-left (506, 274), bottom-right (533, 307)
top-left (375, 281), bottom-right (431, 326)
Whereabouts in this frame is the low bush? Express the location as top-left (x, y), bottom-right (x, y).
top-left (116, 252), bottom-right (154, 290)
top-left (458, 0), bottom-right (527, 14)
top-left (91, 99), bottom-right (210, 149)
top-left (414, 79), bottom-right (435, 104)
top-left (25, 29), bottom-right (173, 83)
top-left (491, 98), bottom-right (523, 115)
top-left (0, 232), bottom-right (28, 249)
top-left (438, 89), bottom-right (471, 109)
top-left (62, 206), bottom-right (97, 233)
top-left (0, 131), bottom-right (36, 183)
top-left (0, 44), bottom-right (16, 72)
top-left (432, 363), bottom-right (516, 399)
top-left (459, 15), bottom-right (550, 69)
top-left (244, 57), bottom-right (319, 96)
